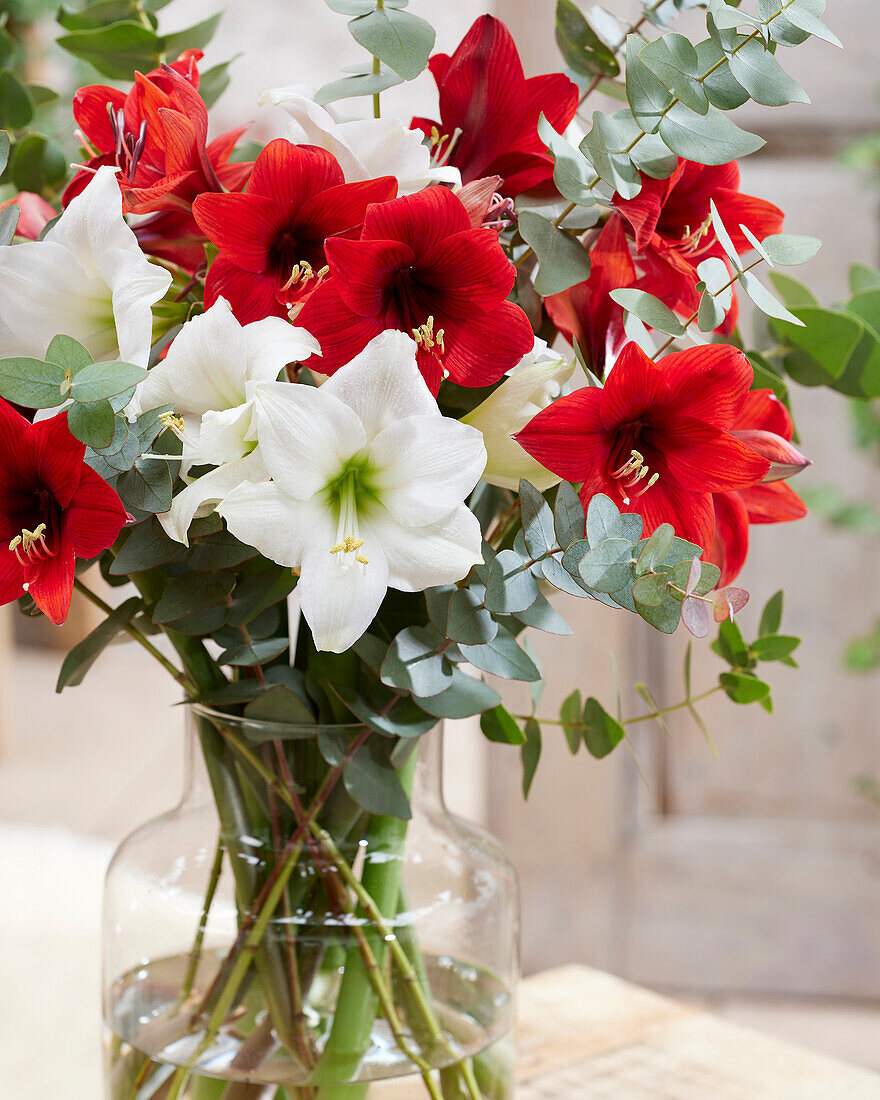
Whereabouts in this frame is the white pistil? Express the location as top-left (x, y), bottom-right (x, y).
top-left (329, 475), bottom-right (368, 568)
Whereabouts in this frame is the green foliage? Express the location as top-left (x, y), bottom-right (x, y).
top-left (555, 0), bottom-right (620, 78)
top-left (55, 3), bottom-right (225, 79)
top-left (480, 705), bottom-right (527, 745)
top-left (348, 7), bottom-right (434, 80)
top-left (56, 597), bottom-right (140, 691)
top-left (517, 211), bottom-right (592, 295)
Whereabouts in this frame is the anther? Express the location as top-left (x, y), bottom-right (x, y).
top-left (412, 316), bottom-right (445, 355)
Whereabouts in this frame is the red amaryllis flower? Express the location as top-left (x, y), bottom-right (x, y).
top-left (193, 139), bottom-right (397, 324)
top-left (295, 186), bottom-right (535, 394)
top-left (709, 389), bottom-right (809, 584)
top-left (544, 215), bottom-right (635, 379)
top-left (64, 50), bottom-right (252, 271)
top-left (0, 403), bottom-right (128, 625)
top-left (515, 341), bottom-right (771, 551)
top-left (613, 159), bottom-right (784, 333)
top-left (411, 15), bottom-right (579, 198)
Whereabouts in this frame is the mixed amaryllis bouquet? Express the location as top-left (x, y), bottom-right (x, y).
top-left (0, 1), bottom-right (842, 1097)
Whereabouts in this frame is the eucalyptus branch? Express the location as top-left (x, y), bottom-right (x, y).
top-left (514, 684), bottom-right (723, 731)
top-left (519, 1), bottom-right (801, 271)
top-left (650, 256), bottom-right (764, 359)
top-left (73, 577), bottom-right (192, 690)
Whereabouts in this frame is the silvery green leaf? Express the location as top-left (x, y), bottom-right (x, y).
top-left (459, 626), bottom-right (541, 682)
top-left (381, 626), bottom-right (452, 697)
top-left (636, 523), bottom-right (675, 575)
top-left (581, 113), bottom-right (642, 198)
top-left (587, 5), bottom-right (624, 49)
top-left (698, 289), bottom-right (727, 332)
top-left (538, 114), bottom-right (598, 207)
top-left (695, 40), bottom-right (749, 111)
top-left (781, 0), bottom-right (842, 47)
top-left (632, 571), bottom-right (670, 608)
top-left (586, 493), bottom-right (622, 544)
top-left (518, 211), bottom-right (592, 296)
top-left (0, 202), bottom-right (18, 245)
top-left (349, 7), bottom-right (435, 79)
top-left (512, 590), bottom-right (572, 635)
top-left (659, 102), bottom-right (764, 164)
top-left (639, 33), bottom-right (709, 115)
top-left (850, 264), bottom-right (880, 295)
top-left (577, 538), bottom-right (634, 592)
top-left (739, 223), bottom-right (775, 266)
top-left (697, 256), bottom-right (734, 310)
top-left (761, 234), bottom-right (821, 266)
top-left (520, 479), bottom-right (557, 558)
top-left (709, 0), bottom-right (763, 29)
top-left (611, 288), bottom-right (686, 335)
top-left (315, 71), bottom-right (403, 105)
top-left (727, 37), bottom-right (809, 107)
top-left (625, 35), bottom-right (673, 133)
top-left (485, 549), bottom-right (539, 614)
top-left (413, 669), bottom-right (501, 719)
top-left (629, 129), bottom-right (678, 179)
top-left (542, 553), bottom-right (590, 597)
top-left (623, 311), bottom-right (658, 355)
top-left (740, 269), bottom-right (804, 324)
top-left (448, 587), bottom-right (498, 645)
top-left (555, 0), bottom-right (620, 77)
top-left (554, 481), bottom-right (585, 548)
top-left (709, 200), bottom-right (743, 271)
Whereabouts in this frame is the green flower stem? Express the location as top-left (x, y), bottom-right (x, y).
top-left (73, 577), bottom-right (191, 690)
top-left (177, 835), bottom-right (225, 1011)
top-left (511, 684), bottom-right (724, 732)
top-left (309, 772), bottom-right (415, 1095)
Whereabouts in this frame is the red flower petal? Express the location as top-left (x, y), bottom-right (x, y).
top-left (66, 465), bottom-right (128, 559)
top-left (27, 536), bottom-right (75, 626)
top-left (739, 481), bottom-right (807, 524)
top-left (0, 398), bottom-right (33, 489)
top-left (203, 256), bottom-right (285, 323)
top-left (414, 227), bottom-right (515, 315)
top-left (30, 413), bottom-right (85, 510)
top-left (600, 342), bottom-right (669, 430)
top-left (438, 300), bottom-right (534, 387)
top-left (734, 388), bottom-right (792, 438)
top-left (660, 344), bottom-right (753, 430)
top-left (324, 238), bottom-right (414, 316)
top-left (72, 85), bottom-right (127, 153)
top-left (0, 550), bottom-right (24, 607)
top-left (708, 491), bottom-right (750, 586)
top-left (515, 388), bottom-right (609, 483)
top-left (206, 124), bottom-right (250, 169)
top-left (295, 176), bottom-right (397, 244)
top-left (614, 169), bottom-right (678, 251)
top-left (658, 416), bottom-right (770, 492)
top-left (295, 283), bottom-right (386, 375)
top-left (247, 139), bottom-right (344, 205)
top-left (519, 72), bottom-right (579, 146)
top-left (192, 192), bottom-right (279, 273)
top-left (363, 187), bottom-right (471, 255)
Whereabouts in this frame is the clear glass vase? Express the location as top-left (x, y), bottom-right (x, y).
top-left (103, 705), bottom-right (519, 1100)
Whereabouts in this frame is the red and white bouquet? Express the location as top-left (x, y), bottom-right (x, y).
top-left (0, 2), bottom-right (840, 1097)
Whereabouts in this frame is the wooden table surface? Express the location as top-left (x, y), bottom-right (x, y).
top-left (517, 966), bottom-right (880, 1099)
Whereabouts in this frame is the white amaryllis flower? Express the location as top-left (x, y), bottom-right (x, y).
top-left (462, 339), bottom-right (575, 492)
top-left (0, 166), bottom-right (171, 366)
top-left (136, 298), bottom-right (320, 543)
top-left (218, 330), bottom-right (485, 653)
top-left (262, 85), bottom-right (460, 195)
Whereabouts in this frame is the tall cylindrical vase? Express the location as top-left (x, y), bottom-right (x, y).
top-left (103, 705), bottom-right (519, 1100)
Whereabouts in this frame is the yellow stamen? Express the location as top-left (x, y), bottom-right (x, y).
top-left (610, 449), bottom-right (659, 505)
top-left (330, 535), bottom-right (365, 556)
top-left (9, 523), bottom-right (50, 565)
top-left (412, 316), bottom-right (445, 355)
top-left (160, 411), bottom-right (186, 436)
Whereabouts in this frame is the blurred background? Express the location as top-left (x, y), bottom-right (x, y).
top-left (1, 0), bottom-right (880, 1094)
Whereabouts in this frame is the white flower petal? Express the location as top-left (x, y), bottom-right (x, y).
top-left (322, 330), bottom-right (438, 438)
top-left (158, 451), bottom-right (268, 544)
top-left (46, 166), bottom-right (139, 271)
top-left (138, 299), bottom-right (249, 414)
top-left (463, 343), bottom-right (575, 492)
top-left (0, 242), bottom-right (114, 359)
top-left (218, 480), bottom-right (316, 568)
top-left (369, 414), bottom-right (486, 526)
top-left (375, 505), bottom-right (483, 592)
top-left (198, 405), bottom-right (254, 465)
top-left (98, 247), bottom-right (173, 367)
top-left (299, 515), bottom-right (390, 653)
top-left (266, 87), bottom-right (460, 194)
top-left (251, 381), bottom-right (367, 499)
top-left (242, 314), bottom-right (321, 386)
